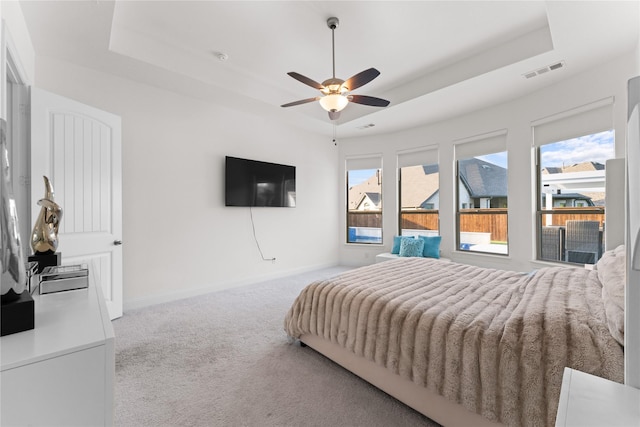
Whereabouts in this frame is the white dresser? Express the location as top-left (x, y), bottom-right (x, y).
top-left (1, 280), bottom-right (115, 426)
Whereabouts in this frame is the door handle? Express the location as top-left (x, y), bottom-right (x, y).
top-left (114, 240), bottom-right (122, 246)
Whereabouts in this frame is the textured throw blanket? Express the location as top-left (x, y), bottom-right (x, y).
top-left (284, 258), bottom-right (624, 426)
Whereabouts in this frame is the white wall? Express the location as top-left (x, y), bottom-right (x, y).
top-left (339, 50), bottom-right (638, 272)
top-left (32, 57), bottom-right (339, 308)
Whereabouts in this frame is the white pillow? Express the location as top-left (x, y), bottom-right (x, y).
top-left (596, 245), bottom-right (625, 345)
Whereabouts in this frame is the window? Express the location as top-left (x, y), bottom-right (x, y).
top-left (537, 131), bottom-right (614, 264)
top-left (346, 156), bottom-right (382, 244)
top-left (397, 147), bottom-right (439, 238)
top-left (533, 98), bottom-right (614, 265)
top-left (455, 131), bottom-right (508, 255)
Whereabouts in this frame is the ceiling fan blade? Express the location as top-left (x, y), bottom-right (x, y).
top-left (287, 72), bottom-right (325, 90)
top-left (348, 95), bottom-right (390, 107)
top-left (281, 97), bottom-right (320, 108)
top-left (343, 68), bottom-right (380, 91)
top-left (328, 110), bottom-right (341, 121)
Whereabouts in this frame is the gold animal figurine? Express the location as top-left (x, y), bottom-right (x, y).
top-left (31, 176), bottom-right (63, 254)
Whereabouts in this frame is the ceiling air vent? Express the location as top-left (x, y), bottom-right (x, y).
top-left (549, 62), bottom-right (564, 71)
top-left (523, 61), bottom-right (565, 79)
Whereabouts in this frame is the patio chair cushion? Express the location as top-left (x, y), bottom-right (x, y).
top-left (597, 244), bottom-right (625, 345)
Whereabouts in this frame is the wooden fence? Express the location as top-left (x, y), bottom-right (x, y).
top-left (540, 207), bottom-right (605, 227)
top-left (348, 211), bottom-right (382, 228)
top-left (400, 211), bottom-right (439, 231)
top-left (349, 207), bottom-right (604, 245)
top-left (349, 209), bottom-right (509, 242)
top-left (459, 208), bottom-right (508, 243)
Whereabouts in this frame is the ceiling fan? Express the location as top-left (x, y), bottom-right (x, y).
top-left (281, 17), bottom-right (390, 121)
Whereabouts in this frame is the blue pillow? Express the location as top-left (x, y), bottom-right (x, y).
top-left (417, 235), bottom-right (441, 259)
top-left (399, 237), bottom-right (425, 258)
top-left (391, 235), bottom-right (411, 254)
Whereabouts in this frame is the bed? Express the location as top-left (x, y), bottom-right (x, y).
top-left (284, 245), bottom-right (626, 427)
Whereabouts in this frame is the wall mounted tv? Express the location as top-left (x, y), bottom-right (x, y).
top-left (225, 156), bottom-right (296, 207)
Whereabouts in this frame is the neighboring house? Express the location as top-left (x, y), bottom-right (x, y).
top-left (541, 161), bottom-right (606, 206)
top-left (350, 160), bottom-right (604, 213)
top-left (351, 159), bottom-right (509, 212)
top-left (547, 192), bottom-right (595, 207)
top-left (348, 171), bottom-right (382, 210)
top-left (458, 158), bottom-right (508, 209)
top-left (356, 192), bottom-right (381, 210)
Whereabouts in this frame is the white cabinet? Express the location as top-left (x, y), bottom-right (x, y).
top-left (1, 280), bottom-right (115, 426)
top-left (556, 367), bottom-right (640, 426)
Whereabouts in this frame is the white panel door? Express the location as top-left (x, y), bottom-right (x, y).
top-left (31, 88), bottom-right (122, 319)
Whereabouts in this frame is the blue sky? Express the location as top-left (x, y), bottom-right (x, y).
top-left (476, 152), bottom-right (508, 169)
top-left (348, 169), bottom-right (378, 186)
top-left (471, 131), bottom-right (614, 169)
top-left (540, 130), bottom-right (614, 167)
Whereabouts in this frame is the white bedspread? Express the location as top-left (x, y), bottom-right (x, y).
top-left (284, 258), bottom-right (624, 426)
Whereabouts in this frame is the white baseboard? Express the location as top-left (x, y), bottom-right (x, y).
top-left (122, 261), bottom-right (340, 312)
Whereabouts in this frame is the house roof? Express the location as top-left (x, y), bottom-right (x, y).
top-left (458, 158), bottom-right (507, 198)
top-left (400, 165), bottom-right (439, 209)
top-left (541, 166), bottom-right (563, 174)
top-left (542, 161), bottom-right (605, 174)
top-left (562, 162), bottom-right (605, 173)
top-left (552, 192), bottom-right (591, 200)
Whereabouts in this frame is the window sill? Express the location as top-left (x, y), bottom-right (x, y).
top-left (530, 259), bottom-right (595, 270)
top-left (451, 250), bottom-right (512, 265)
top-left (453, 249), bottom-right (510, 259)
top-left (343, 242), bottom-right (384, 247)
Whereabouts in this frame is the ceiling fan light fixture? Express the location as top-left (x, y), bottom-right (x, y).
top-left (281, 16), bottom-right (389, 120)
top-left (319, 94), bottom-right (349, 112)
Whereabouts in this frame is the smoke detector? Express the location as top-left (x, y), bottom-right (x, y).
top-left (523, 61), bottom-right (565, 79)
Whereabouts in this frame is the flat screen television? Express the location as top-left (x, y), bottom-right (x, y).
top-left (225, 156), bottom-right (296, 207)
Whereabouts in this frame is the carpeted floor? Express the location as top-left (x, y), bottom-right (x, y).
top-left (113, 266), bottom-right (441, 427)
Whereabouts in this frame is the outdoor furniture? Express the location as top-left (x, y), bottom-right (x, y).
top-left (541, 226), bottom-right (565, 261)
top-left (565, 220), bottom-right (602, 264)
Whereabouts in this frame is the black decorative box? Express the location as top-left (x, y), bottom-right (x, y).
top-left (1, 290), bottom-right (35, 337)
top-left (28, 251), bottom-right (61, 274)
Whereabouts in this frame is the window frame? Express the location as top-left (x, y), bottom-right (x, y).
top-left (532, 98), bottom-right (614, 264)
top-left (453, 131), bottom-right (509, 256)
top-left (396, 146), bottom-right (440, 239)
top-left (345, 155), bottom-right (383, 245)
top-left (534, 134), bottom-right (612, 264)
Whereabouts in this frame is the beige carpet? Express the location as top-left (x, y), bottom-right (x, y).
top-left (113, 266), bottom-right (441, 427)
